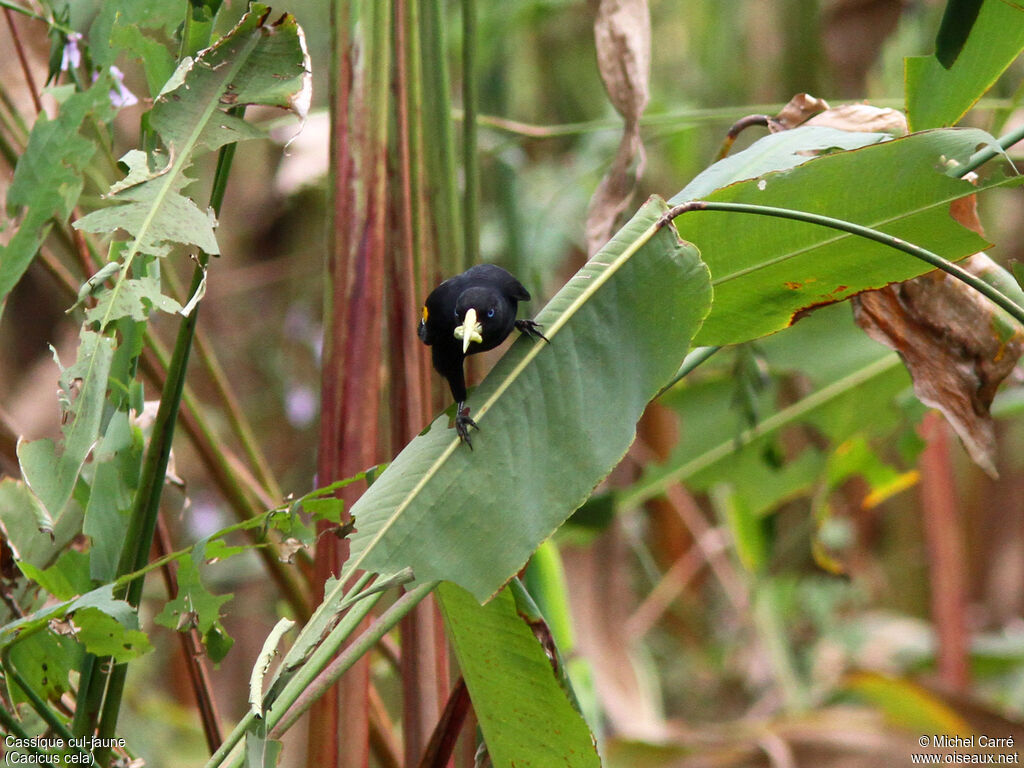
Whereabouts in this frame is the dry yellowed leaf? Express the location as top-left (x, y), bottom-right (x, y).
top-left (804, 103), bottom-right (908, 135)
top-left (853, 253), bottom-right (1024, 477)
top-left (585, 0), bottom-right (651, 256)
top-left (774, 93), bottom-right (831, 131)
top-left (797, 97), bottom-right (1021, 477)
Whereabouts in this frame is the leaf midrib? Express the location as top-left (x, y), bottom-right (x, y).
top-left (58, 24), bottom-right (263, 514)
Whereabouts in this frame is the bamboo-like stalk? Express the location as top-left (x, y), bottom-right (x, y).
top-left (421, 0), bottom-right (462, 275)
top-left (310, 0), bottom-right (393, 765)
top-left (918, 412), bottom-right (970, 690)
top-left (461, 0), bottom-right (479, 266)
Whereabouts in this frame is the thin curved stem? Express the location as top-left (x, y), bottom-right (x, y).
top-left (957, 121), bottom-right (1024, 176)
top-left (658, 200), bottom-right (1024, 327)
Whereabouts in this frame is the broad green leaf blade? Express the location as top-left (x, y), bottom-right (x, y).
top-left (154, 539), bottom-right (233, 658)
top-left (672, 126), bottom-right (892, 202)
top-left (935, 0), bottom-right (984, 68)
top-left (6, 631), bottom-right (81, 703)
top-left (437, 582), bottom-right (600, 768)
top-left (18, 329), bottom-right (116, 522)
top-left (17, 549), bottom-right (91, 601)
top-left (906, 0), bottom-right (1024, 130)
top-left (0, 478), bottom-right (83, 571)
top-left (348, 197), bottom-right (712, 602)
top-left (83, 275), bottom-right (183, 324)
top-left (73, 607), bottom-right (152, 661)
top-left (673, 128), bottom-right (1008, 346)
top-left (0, 583), bottom-right (139, 650)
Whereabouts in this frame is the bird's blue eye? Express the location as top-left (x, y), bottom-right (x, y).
top-left (487, 308), bottom-right (495, 318)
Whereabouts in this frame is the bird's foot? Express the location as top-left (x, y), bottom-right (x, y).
top-left (515, 319), bottom-right (550, 343)
top-left (455, 405), bottom-right (478, 449)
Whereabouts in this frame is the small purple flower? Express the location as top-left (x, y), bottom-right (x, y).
top-left (60, 32), bottom-right (82, 72)
top-left (285, 385), bottom-right (317, 428)
top-left (107, 65), bottom-right (138, 108)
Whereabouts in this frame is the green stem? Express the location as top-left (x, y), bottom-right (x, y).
top-left (659, 201), bottom-right (1024, 327)
top-left (0, 0), bottom-right (46, 23)
top-left (266, 582), bottom-right (437, 738)
top-left (461, 0), bottom-right (479, 265)
top-left (2, 649), bottom-right (97, 765)
top-left (92, 258), bottom-right (207, 764)
top-left (0, 702), bottom-right (47, 760)
top-left (958, 121), bottom-right (1024, 176)
top-left (90, 110), bottom-right (247, 768)
top-left (206, 581), bottom-right (434, 768)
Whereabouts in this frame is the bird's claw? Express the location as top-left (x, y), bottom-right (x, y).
top-left (455, 407), bottom-right (478, 449)
top-left (515, 319), bottom-right (550, 343)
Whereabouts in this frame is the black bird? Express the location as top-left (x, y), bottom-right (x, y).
top-left (418, 264), bottom-right (547, 447)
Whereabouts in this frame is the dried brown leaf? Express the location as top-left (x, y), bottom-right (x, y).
top-left (802, 102), bottom-right (909, 135)
top-left (585, 0), bottom-right (651, 255)
top-left (774, 93), bottom-right (831, 131)
top-left (853, 255), bottom-right (1024, 477)
top-left (592, 0), bottom-right (650, 123)
top-left (804, 103), bottom-right (909, 135)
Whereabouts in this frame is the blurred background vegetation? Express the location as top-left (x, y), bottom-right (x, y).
top-left (2, 0), bottom-right (1024, 766)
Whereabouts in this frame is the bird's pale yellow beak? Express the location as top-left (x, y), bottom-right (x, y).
top-left (454, 307), bottom-right (484, 353)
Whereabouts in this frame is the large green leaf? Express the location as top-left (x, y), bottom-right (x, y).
top-left (670, 128), bottom-right (1010, 346)
top-left (17, 328), bottom-right (115, 524)
top-left (347, 198), bottom-right (712, 602)
top-left (672, 125), bottom-right (892, 202)
top-left (906, 0), bottom-right (1024, 130)
top-left (437, 582), bottom-right (600, 768)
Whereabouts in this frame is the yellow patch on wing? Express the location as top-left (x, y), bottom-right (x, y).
top-left (421, 306), bottom-right (429, 322)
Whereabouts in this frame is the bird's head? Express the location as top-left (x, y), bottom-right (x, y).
top-left (453, 287), bottom-right (501, 353)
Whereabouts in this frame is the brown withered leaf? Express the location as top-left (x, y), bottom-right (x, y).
top-left (852, 252), bottom-right (1024, 477)
top-left (774, 93), bottom-right (831, 131)
top-left (591, 0), bottom-right (650, 121)
top-left (585, 0), bottom-right (650, 255)
top-left (278, 537), bottom-right (306, 563)
top-left (804, 103), bottom-right (908, 135)
top-left (49, 617), bottom-right (79, 636)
